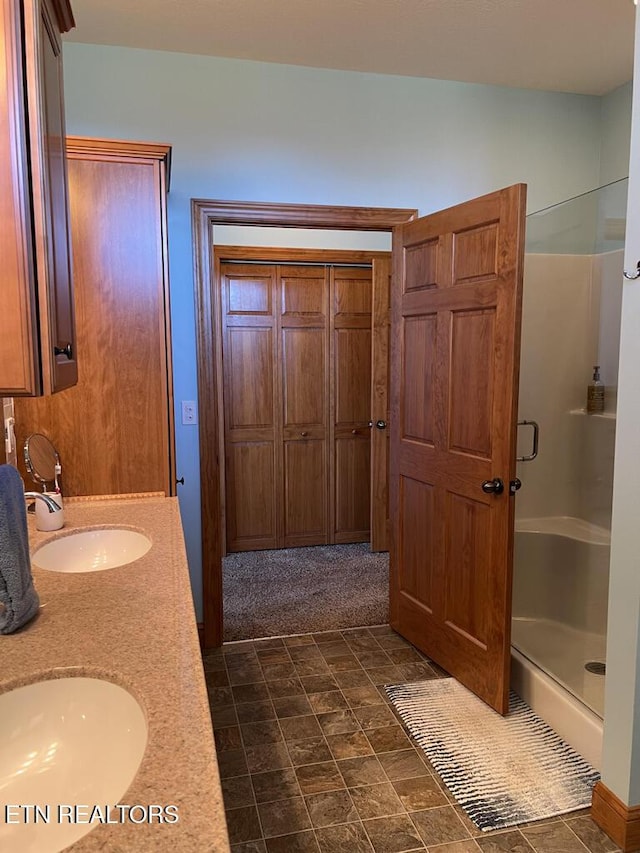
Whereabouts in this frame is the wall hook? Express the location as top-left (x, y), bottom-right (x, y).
top-left (623, 261), bottom-right (640, 280)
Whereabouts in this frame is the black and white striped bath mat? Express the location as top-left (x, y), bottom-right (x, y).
top-left (386, 677), bottom-right (600, 832)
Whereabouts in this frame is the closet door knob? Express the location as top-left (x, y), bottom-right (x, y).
top-left (54, 342), bottom-right (73, 360)
top-left (300, 431), bottom-right (308, 437)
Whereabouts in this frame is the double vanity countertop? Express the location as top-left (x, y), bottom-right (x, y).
top-left (1, 494), bottom-right (230, 852)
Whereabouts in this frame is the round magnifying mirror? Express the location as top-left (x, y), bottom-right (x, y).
top-left (23, 433), bottom-right (61, 488)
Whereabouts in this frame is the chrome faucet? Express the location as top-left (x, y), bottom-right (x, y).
top-left (24, 492), bottom-right (62, 513)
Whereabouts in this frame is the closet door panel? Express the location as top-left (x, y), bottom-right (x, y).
top-left (222, 263), bottom-right (279, 552)
top-left (227, 273), bottom-right (272, 315)
top-left (227, 327), bottom-right (274, 428)
top-left (335, 435), bottom-right (371, 543)
top-left (331, 267), bottom-right (373, 543)
top-left (282, 328), bottom-right (326, 428)
top-left (335, 274), bottom-right (372, 316)
top-left (283, 439), bottom-right (327, 546)
top-left (280, 266), bottom-right (329, 548)
top-left (282, 273), bottom-right (326, 316)
top-left (335, 327), bottom-right (372, 424)
top-left (226, 442), bottom-right (277, 551)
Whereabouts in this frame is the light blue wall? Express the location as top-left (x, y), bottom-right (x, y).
top-left (62, 43), bottom-right (613, 620)
top-left (600, 81), bottom-right (633, 184)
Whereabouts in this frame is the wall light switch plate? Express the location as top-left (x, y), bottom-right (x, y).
top-left (181, 400), bottom-right (198, 425)
top-left (4, 415), bottom-right (15, 459)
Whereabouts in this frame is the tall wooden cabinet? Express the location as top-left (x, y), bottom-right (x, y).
top-left (14, 138), bottom-right (175, 497)
top-left (221, 262), bottom-right (372, 552)
top-left (1, 0), bottom-right (77, 396)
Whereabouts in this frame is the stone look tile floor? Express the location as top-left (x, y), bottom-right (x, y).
top-left (203, 626), bottom-right (620, 853)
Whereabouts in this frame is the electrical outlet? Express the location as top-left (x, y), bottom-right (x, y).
top-left (181, 400), bottom-right (198, 425)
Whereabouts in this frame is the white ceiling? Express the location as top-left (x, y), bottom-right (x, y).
top-left (66, 0), bottom-right (635, 96)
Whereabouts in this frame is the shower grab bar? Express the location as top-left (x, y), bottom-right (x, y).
top-left (517, 420), bottom-right (539, 461)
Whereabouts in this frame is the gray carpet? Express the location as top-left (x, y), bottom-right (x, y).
top-left (223, 543), bottom-right (389, 641)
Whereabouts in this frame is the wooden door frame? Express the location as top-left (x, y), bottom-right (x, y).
top-left (192, 199), bottom-right (418, 648)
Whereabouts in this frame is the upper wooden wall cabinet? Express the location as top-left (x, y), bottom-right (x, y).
top-left (1, 0), bottom-right (77, 396)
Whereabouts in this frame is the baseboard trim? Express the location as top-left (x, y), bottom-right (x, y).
top-left (592, 781), bottom-right (640, 852)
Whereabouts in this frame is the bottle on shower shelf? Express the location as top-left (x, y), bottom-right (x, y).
top-left (586, 365), bottom-right (605, 414)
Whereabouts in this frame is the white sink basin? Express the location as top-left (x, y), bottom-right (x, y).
top-left (32, 528), bottom-right (151, 573)
top-left (0, 677), bottom-right (147, 852)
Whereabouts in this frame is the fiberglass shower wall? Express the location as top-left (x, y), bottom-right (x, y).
top-left (511, 179), bottom-right (626, 719)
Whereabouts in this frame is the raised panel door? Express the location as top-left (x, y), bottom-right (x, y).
top-left (222, 263), bottom-right (279, 551)
top-left (390, 185), bottom-right (526, 714)
top-left (332, 267), bottom-right (372, 543)
top-left (280, 266), bottom-right (329, 548)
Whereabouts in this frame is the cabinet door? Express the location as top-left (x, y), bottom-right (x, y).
top-left (0, 0), bottom-right (39, 395)
top-left (28, 0), bottom-right (77, 392)
top-left (0, 0), bottom-right (76, 397)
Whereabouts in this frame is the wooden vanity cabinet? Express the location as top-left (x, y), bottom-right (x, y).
top-left (14, 138), bottom-right (176, 498)
top-left (0, 0), bottom-right (77, 396)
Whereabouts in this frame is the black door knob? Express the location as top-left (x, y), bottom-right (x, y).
top-left (481, 478), bottom-right (504, 495)
top-left (54, 342), bottom-right (73, 360)
top-left (509, 478), bottom-right (522, 495)
top-left (375, 420), bottom-right (387, 430)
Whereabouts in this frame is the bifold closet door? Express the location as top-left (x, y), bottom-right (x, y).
top-left (222, 264), bottom-right (280, 552)
top-left (280, 266), bottom-right (330, 547)
top-left (221, 261), bottom-right (373, 552)
top-left (221, 263), bottom-right (330, 551)
top-left (331, 267), bottom-right (372, 543)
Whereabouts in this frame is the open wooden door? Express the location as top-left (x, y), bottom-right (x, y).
top-left (370, 257), bottom-right (391, 552)
top-left (389, 184), bottom-right (526, 714)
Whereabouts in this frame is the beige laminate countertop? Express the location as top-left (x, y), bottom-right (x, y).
top-left (1, 495), bottom-right (230, 853)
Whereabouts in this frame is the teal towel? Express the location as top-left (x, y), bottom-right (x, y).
top-left (0, 465), bottom-right (40, 633)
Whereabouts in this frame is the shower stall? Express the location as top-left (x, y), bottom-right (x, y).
top-left (510, 179), bottom-right (627, 770)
